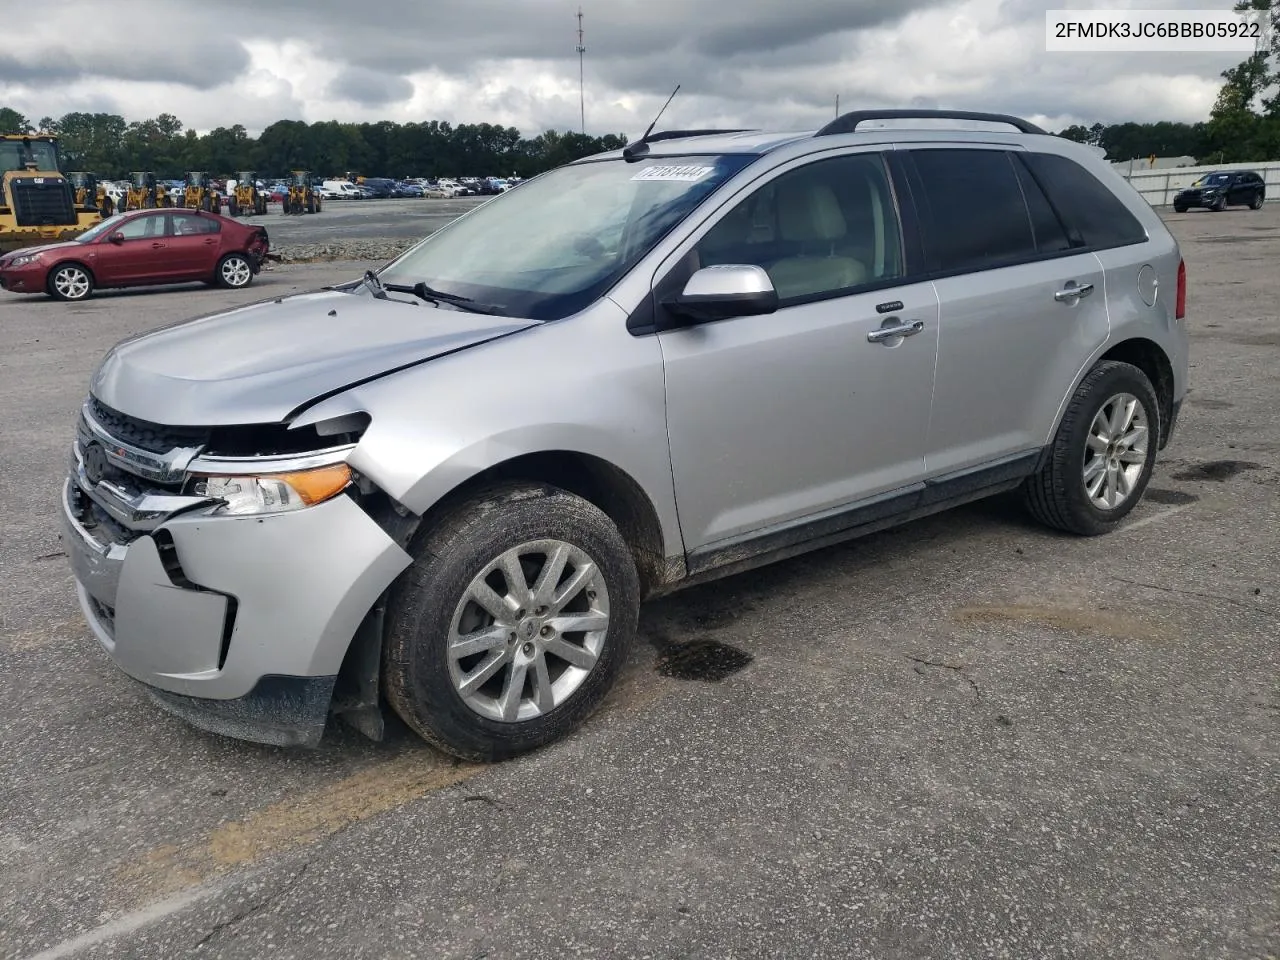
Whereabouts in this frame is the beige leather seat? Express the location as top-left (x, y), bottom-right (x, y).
top-left (767, 181), bottom-right (866, 300)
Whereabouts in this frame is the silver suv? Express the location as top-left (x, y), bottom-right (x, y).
top-left (62, 110), bottom-right (1189, 760)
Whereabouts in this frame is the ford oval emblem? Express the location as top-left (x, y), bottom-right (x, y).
top-left (83, 441), bottom-right (109, 485)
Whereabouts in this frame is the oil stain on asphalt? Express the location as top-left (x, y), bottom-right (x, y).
top-left (1170, 460), bottom-right (1261, 482)
top-left (1144, 488), bottom-right (1200, 505)
top-left (652, 636), bottom-right (754, 682)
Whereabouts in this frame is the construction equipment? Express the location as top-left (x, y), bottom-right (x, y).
top-left (0, 133), bottom-right (102, 253)
top-left (282, 171), bottom-right (322, 214)
top-left (119, 172), bottom-right (171, 212)
top-left (229, 171), bottom-right (267, 217)
top-left (68, 172), bottom-right (114, 217)
top-left (178, 171), bottom-right (221, 212)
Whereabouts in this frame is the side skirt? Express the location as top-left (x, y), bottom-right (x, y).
top-left (657, 451), bottom-right (1042, 595)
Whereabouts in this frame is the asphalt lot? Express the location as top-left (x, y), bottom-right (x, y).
top-left (253, 197), bottom-right (487, 244)
top-left (1, 204), bottom-right (1277, 960)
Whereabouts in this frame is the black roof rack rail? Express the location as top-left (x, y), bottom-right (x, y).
top-left (815, 109), bottom-right (1047, 137)
top-left (621, 129), bottom-right (755, 160)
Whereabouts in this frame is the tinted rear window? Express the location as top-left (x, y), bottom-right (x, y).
top-left (909, 149), bottom-right (1037, 273)
top-left (1020, 152), bottom-right (1147, 250)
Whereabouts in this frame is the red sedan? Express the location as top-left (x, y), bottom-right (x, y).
top-left (0, 208), bottom-right (270, 302)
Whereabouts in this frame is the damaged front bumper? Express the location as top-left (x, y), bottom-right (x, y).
top-left (61, 473), bottom-right (411, 746)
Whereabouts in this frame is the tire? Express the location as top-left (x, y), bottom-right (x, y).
top-left (1173, 204), bottom-right (1186, 213)
top-left (1210, 196), bottom-right (1226, 212)
top-left (1022, 360), bottom-right (1160, 536)
top-left (228, 199), bottom-right (239, 217)
top-left (383, 482), bottom-right (640, 761)
top-left (47, 263), bottom-right (94, 301)
top-left (306, 196), bottom-right (316, 214)
top-left (215, 253), bottom-right (254, 289)
top-left (1251, 193), bottom-right (1264, 210)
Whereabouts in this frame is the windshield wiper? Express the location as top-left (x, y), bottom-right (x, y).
top-left (382, 281), bottom-right (503, 315)
top-left (361, 270), bottom-right (388, 299)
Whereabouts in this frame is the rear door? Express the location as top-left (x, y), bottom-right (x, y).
top-left (166, 212), bottom-right (222, 279)
top-left (89, 213), bottom-right (169, 285)
top-left (902, 146), bottom-right (1111, 476)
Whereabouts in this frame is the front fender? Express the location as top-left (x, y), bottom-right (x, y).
top-left (293, 300), bottom-right (685, 560)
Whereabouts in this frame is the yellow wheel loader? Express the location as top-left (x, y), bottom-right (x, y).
top-left (229, 170), bottom-right (267, 217)
top-left (120, 172), bottom-right (165, 212)
top-left (68, 172), bottom-right (114, 217)
top-left (282, 170), bottom-right (321, 215)
top-left (178, 171), bottom-right (221, 213)
top-left (0, 134), bottom-right (101, 254)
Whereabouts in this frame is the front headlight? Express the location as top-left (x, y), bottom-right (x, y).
top-left (9, 253), bottom-right (41, 267)
top-left (191, 463), bottom-right (352, 516)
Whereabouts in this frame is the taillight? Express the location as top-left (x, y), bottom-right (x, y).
top-left (1175, 258), bottom-right (1186, 321)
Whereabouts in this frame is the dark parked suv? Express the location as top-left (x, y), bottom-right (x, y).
top-left (1173, 170), bottom-right (1265, 212)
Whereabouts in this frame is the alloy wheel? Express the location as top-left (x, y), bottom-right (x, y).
top-left (53, 266), bottom-right (91, 300)
top-left (221, 256), bottom-right (251, 287)
top-left (1082, 392), bottom-right (1149, 510)
top-left (447, 539), bottom-right (610, 723)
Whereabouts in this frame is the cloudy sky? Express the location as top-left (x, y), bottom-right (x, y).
top-left (0, 0), bottom-right (1254, 137)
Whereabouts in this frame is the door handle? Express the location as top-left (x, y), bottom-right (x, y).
top-left (151, 242), bottom-right (165, 248)
top-left (204, 238), bottom-right (216, 244)
top-left (1053, 282), bottom-right (1094, 302)
top-left (867, 319), bottom-right (925, 343)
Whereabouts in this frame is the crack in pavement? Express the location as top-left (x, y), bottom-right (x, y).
top-left (1113, 576), bottom-right (1276, 619)
top-left (194, 861), bottom-right (311, 950)
top-left (905, 655), bottom-right (982, 700)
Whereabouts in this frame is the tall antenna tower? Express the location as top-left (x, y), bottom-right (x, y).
top-left (576, 8), bottom-right (586, 134)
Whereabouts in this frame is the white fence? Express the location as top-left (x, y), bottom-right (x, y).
top-left (1117, 160), bottom-right (1280, 208)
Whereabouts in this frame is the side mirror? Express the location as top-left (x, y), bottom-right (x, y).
top-left (108, 232), bottom-right (125, 244)
top-left (660, 264), bottom-right (779, 329)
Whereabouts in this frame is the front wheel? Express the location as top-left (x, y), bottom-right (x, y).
top-left (1022, 361), bottom-right (1160, 536)
top-left (216, 253), bottom-right (254, 289)
top-left (48, 263), bottom-right (94, 301)
top-left (383, 483), bottom-right (640, 761)
top-left (1173, 204), bottom-right (1186, 213)
top-left (1210, 196), bottom-right (1226, 212)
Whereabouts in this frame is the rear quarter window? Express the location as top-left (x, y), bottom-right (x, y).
top-left (1020, 152), bottom-right (1148, 250)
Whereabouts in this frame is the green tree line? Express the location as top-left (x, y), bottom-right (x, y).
top-left (0, 107), bottom-right (627, 179)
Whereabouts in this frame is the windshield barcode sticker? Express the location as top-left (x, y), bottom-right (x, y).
top-left (631, 165), bottom-right (715, 182)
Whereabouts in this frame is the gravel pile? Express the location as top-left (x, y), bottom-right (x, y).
top-left (273, 237), bottom-right (419, 264)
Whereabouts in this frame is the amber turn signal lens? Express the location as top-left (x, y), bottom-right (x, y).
top-left (272, 463), bottom-right (352, 505)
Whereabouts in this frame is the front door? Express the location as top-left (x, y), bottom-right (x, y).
top-left (90, 212), bottom-right (169, 285)
top-left (166, 212), bottom-right (223, 279)
top-left (657, 152), bottom-right (939, 555)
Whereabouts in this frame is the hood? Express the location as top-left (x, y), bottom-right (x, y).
top-left (0, 240), bottom-right (83, 262)
top-left (91, 288), bottom-right (539, 425)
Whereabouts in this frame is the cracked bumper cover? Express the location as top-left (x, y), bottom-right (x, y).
top-left (62, 481), bottom-right (412, 746)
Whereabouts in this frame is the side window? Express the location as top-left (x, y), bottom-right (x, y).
top-left (693, 153), bottom-right (904, 302)
top-left (170, 213), bottom-right (220, 236)
top-left (1020, 152), bottom-right (1148, 250)
top-left (116, 214), bottom-right (165, 240)
top-left (908, 149), bottom-right (1037, 273)
top-left (1012, 160), bottom-right (1072, 254)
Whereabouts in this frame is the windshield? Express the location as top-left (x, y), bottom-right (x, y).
top-left (0, 139), bottom-right (59, 172)
top-left (379, 154), bottom-right (756, 320)
top-left (1194, 174), bottom-right (1230, 186)
top-left (76, 214), bottom-right (129, 243)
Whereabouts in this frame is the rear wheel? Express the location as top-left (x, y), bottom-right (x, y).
top-left (1251, 193), bottom-right (1264, 210)
top-left (384, 483), bottom-right (640, 761)
top-left (1173, 203), bottom-right (1186, 213)
top-left (1023, 361), bottom-right (1159, 536)
top-left (216, 253), bottom-right (253, 289)
top-left (228, 199), bottom-right (240, 217)
top-left (48, 263), bottom-right (94, 301)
